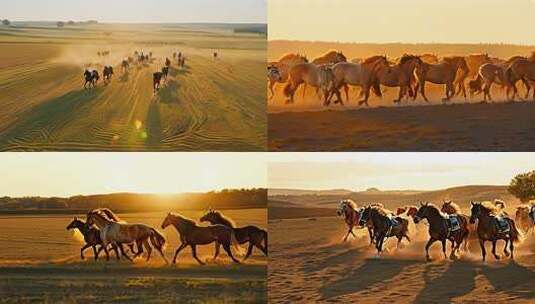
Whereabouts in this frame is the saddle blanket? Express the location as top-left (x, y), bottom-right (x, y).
top-left (495, 217), bottom-right (510, 233)
top-left (447, 215), bottom-right (461, 232)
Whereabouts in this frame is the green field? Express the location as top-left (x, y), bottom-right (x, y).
top-left (0, 23), bottom-right (266, 151)
top-left (0, 209), bottom-right (267, 303)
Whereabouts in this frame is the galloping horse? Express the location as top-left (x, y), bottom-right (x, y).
top-left (515, 204), bottom-right (535, 234)
top-left (153, 72), bottom-right (164, 93)
top-left (83, 70), bottom-right (99, 89)
top-left (268, 53), bottom-right (309, 100)
top-left (330, 55), bottom-right (387, 106)
top-left (469, 201), bottom-right (522, 261)
top-left (200, 209), bottom-right (268, 260)
top-left (102, 66), bottom-right (114, 84)
top-left (121, 59), bottom-right (129, 73)
top-left (506, 58), bottom-right (535, 100)
top-left (359, 205), bottom-right (410, 255)
top-left (93, 208), bottom-right (168, 262)
top-left (414, 202), bottom-right (470, 261)
top-left (283, 63), bottom-right (336, 104)
top-left (396, 205), bottom-right (418, 218)
top-left (268, 66), bottom-right (283, 99)
top-left (66, 217), bottom-right (104, 261)
top-left (440, 200), bottom-right (476, 252)
top-left (161, 212), bottom-right (242, 265)
top-left (468, 63), bottom-right (521, 101)
top-left (165, 57), bottom-right (171, 67)
top-left (87, 210), bottom-right (168, 263)
top-left (414, 56), bottom-right (469, 102)
top-left (374, 55), bottom-right (423, 103)
top-left (336, 199), bottom-right (373, 244)
top-left (161, 67), bottom-right (169, 82)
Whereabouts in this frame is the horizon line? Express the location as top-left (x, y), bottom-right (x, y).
top-left (268, 184), bottom-right (507, 193)
top-left (5, 20), bottom-right (267, 25)
top-left (269, 39), bottom-right (535, 47)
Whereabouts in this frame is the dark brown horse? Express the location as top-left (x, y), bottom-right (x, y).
top-left (414, 202), bottom-right (470, 261)
top-left (161, 212), bottom-right (242, 265)
top-left (66, 217), bottom-right (104, 261)
top-left (102, 66), bottom-right (114, 84)
top-left (200, 210), bottom-right (267, 260)
top-left (153, 72), bottom-right (163, 93)
top-left (469, 201), bottom-right (523, 261)
top-left (440, 200), bottom-right (476, 252)
top-left (359, 205), bottom-right (410, 255)
top-left (83, 69), bottom-right (99, 89)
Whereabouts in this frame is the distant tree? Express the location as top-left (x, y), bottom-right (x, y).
top-left (67, 20), bottom-right (75, 25)
top-left (2, 19), bottom-right (10, 26)
top-left (508, 170), bottom-right (535, 203)
top-left (57, 21), bottom-right (65, 28)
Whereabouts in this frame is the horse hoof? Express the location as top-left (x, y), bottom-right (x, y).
top-left (504, 252), bottom-right (510, 257)
top-left (494, 255), bottom-right (501, 260)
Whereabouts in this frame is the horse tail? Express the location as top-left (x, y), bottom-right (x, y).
top-left (230, 229), bottom-right (244, 256)
top-left (149, 228), bottom-right (167, 251)
top-left (509, 219), bottom-right (524, 244)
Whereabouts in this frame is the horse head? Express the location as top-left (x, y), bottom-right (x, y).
top-left (413, 202), bottom-right (430, 224)
top-left (469, 201), bottom-right (481, 223)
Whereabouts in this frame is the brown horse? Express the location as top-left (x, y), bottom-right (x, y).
top-left (419, 53), bottom-right (439, 64)
top-left (464, 53), bottom-right (491, 79)
top-left (440, 200), bottom-right (477, 252)
top-left (336, 199), bottom-right (375, 244)
top-left (268, 53), bottom-right (309, 100)
top-left (268, 65), bottom-right (283, 99)
top-left (161, 212), bottom-right (242, 265)
top-left (443, 56), bottom-right (470, 98)
top-left (414, 202), bottom-right (470, 261)
top-left (311, 50), bottom-right (347, 65)
top-left (396, 205), bottom-right (418, 218)
top-left (66, 217), bottom-right (104, 261)
top-left (506, 58), bottom-right (535, 100)
top-left (359, 205), bottom-right (410, 255)
top-left (375, 55), bottom-right (423, 103)
top-left (414, 56), bottom-right (468, 102)
top-left (469, 201), bottom-right (522, 261)
top-left (200, 210), bottom-right (267, 260)
top-left (515, 204), bottom-right (535, 234)
top-left (330, 55), bottom-right (387, 106)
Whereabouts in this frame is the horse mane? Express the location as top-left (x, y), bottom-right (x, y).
top-left (94, 208), bottom-right (122, 222)
top-left (494, 199), bottom-right (506, 209)
top-left (443, 201), bottom-right (461, 213)
top-left (363, 55), bottom-right (386, 64)
top-left (506, 55), bottom-right (526, 63)
top-left (369, 205), bottom-right (389, 217)
top-left (170, 212), bottom-right (197, 228)
top-left (341, 199), bottom-right (358, 210)
top-left (207, 210), bottom-right (236, 228)
top-left (398, 54), bottom-right (420, 65)
top-left (277, 53), bottom-right (305, 62)
top-left (317, 50), bottom-right (339, 58)
top-left (479, 201), bottom-right (500, 215)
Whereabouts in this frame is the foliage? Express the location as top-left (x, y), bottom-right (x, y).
top-left (508, 170), bottom-right (535, 203)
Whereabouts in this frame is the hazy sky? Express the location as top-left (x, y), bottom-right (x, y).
top-left (269, 153), bottom-right (535, 191)
top-left (1, 0), bottom-right (266, 23)
top-left (0, 153), bottom-right (266, 197)
top-left (269, 0), bottom-right (535, 44)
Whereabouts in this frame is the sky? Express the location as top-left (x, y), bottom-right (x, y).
top-left (268, 153), bottom-right (535, 191)
top-left (1, 0), bottom-right (266, 23)
top-left (0, 153), bottom-right (267, 197)
top-left (269, 0), bottom-right (535, 45)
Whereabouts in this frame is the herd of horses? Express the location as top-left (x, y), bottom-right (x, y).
top-left (337, 199), bottom-right (535, 261)
top-left (268, 50), bottom-right (535, 105)
top-left (66, 208), bottom-right (268, 265)
top-left (82, 49), bottom-right (189, 94)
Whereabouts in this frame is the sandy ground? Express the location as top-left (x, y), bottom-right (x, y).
top-left (268, 216), bottom-right (535, 303)
top-left (268, 102), bottom-right (535, 151)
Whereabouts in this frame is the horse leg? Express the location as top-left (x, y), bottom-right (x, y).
top-left (172, 243), bottom-right (186, 264)
top-left (509, 236), bottom-right (515, 260)
top-left (441, 239), bottom-right (447, 259)
top-left (424, 238), bottom-right (437, 261)
top-left (119, 244), bottom-right (132, 261)
top-left (419, 81), bottom-right (429, 102)
top-left (358, 85), bottom-right (371, 106)
top-left (479, 239), bottom-right (487, 262)
top-left (80, 244), bottom-right (91, 260)
top-left (93, 245), bottom-right (100, 261)
top-left (133, 241), bottom-right (143, 259)
top-left (191, 245), bottom-right (205, 265)
top-left (244, 242), bottom-right (254, 260)
top-left (397, 236), bottom-right (402, 248)
top-left (491, 239), bottom-right (500, 260)
top-left (368, 227), bottom-right (375, 245)
top-left (268, 81), bottom-right (275, 100)
top-left (213, 242), bottom-right (221, 260)
top-left (103, 244), bottom-right (110, 261)
top-left (222, 242), bottom-right (241, 264)
top-left (503, 238), bottom-right (510, 257)
top-left (143, 239), bottom-right (152, 262)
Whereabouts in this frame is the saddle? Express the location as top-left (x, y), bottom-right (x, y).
top-left (494, 216), bottom-right (510, 233)
top-left (446, 215), bottom-right (461, 233)
top-left (385, 215), bottom-right (401, 237)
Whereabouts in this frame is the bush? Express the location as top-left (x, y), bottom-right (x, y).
top-left (2, 19), bottom-right (10, 26)
top-left (508, 170), bottom-right (535, 203)
top-left (57, 21), bottom-right (65, 28)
